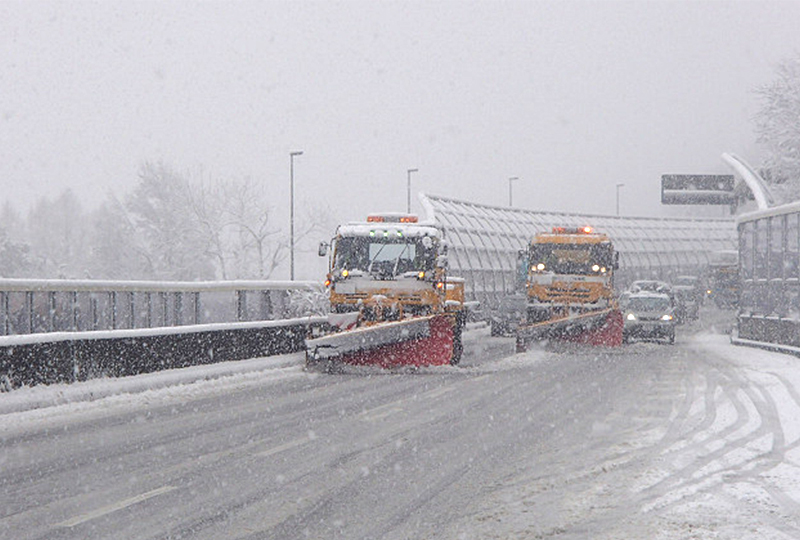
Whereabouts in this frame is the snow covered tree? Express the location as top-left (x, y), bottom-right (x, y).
top-left (755, 54), bottom-right (800, 195)
top-left (0, 162), bottom-right (329, 281)
top-left (126, 162), bottom-right (215, 280)
top-left (0, 228), bottom-right (32, 277)
top-left (223, 179), bottom-right (286, 279)
top-left (25, 189), bottom-right (89, 277)
top-left (0, 201), bottom-right (24, 242)
top-left (183, 174), bottom-right (329, 280)
top-left (0, 202), bottom-right (29, 277)
top-left (86, 196), bottom-right (150, 279)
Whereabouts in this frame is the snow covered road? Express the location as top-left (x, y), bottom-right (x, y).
top-left (3, 310), bottom-right (800, 539)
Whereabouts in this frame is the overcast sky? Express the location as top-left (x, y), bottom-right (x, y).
top-left (2, 0), bottom-right (800, 226)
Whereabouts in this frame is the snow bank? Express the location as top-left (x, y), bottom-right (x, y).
top-left (0, 351), bottom-right (306, 420)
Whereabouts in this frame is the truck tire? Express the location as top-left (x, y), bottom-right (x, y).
top-left (450, 313), bottom-right (465, 365)
top-left (490, 320), bottom-right (504, 337)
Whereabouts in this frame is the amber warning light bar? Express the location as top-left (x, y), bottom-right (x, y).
top-left (552, 226), bottom-right (593, 234)
top-left (367, 214), bottom-right (419, 223)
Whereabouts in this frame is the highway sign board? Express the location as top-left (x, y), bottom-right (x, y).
top-left (661, 174), bottom-right (736, 205)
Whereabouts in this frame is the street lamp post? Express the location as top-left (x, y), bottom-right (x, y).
top-left (508, 177), bottom-right (519, 207)
top-left (407, 168), bottom-right (418, 214)
top-left (290, 150), bottom-right (303, 280)
top-left (616, 183), bottom-right (625, 216)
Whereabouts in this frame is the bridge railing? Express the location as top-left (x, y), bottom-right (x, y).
top-left (0, 279), bottom-right (326, 337)
top-left (735, 201), bottom-right (800, 353)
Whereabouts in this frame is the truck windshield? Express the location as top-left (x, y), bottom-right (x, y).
top-left (334, 236), bottom-right (435, 277)
top-left (530, 243), bottom-right (614, 275)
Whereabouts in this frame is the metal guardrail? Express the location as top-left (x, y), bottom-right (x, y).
top-left (0, 317), bottom-right (331, 389)
top-left (0, 279), bottom-right (325, 336)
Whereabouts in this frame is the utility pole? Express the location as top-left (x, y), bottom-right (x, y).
top-left (407, 168), bottom-right (418, 214)
top-left (508, 176), bottom-right (519, 207)
top-left (290, 150), bottom-right (303, 280)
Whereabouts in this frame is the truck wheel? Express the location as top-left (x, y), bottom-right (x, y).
top-left (450, 335), bottom-right (462, 365)
top-left (450, 315), bottom-right (464, 366)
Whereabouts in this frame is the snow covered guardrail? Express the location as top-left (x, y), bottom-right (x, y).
top-left (0, 317), bottom-right (330, 390)
top-left (0, 278), bottom-right (326, 337)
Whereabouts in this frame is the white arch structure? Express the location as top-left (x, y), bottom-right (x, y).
top-left (722, 152), bottom-right (775, 210)
top-left (421, 193), bottom-right (737, 308)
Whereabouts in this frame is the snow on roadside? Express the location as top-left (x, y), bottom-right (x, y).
top-left (697, 331), bottom-right (800, 444)
top-left (0, 352), bottom-right (307, 437)
top-left (649, 331), bottom-right (800, 540)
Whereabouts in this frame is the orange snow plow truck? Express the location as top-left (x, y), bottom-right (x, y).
top-left (306, 213), bottom-right (467, 370)
top-left (516, 226), bottom-right (623, 350)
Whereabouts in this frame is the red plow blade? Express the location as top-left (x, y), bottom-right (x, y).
top-left (560, 309), bottom-right (623, 347)
top-left (306, 314), bottom-right (455, 370)
top-left (516, 308), bottom-right (623, 351)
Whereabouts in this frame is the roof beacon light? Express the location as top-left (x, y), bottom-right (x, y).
top-left (551, 226), bottom-right (595, 234)
top-left (367, 214), bottom-right (418, 223)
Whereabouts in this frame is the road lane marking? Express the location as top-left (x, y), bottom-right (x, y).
top-left (420, 386), bottom-right (455, 400)
top-left (360, 406), bottom-right (405, 422)
top-left (359, 379), bottom-right (485, 423)
top-left (57, 485), bottom-right (177, 528)
top-left (256, 437), bottom-right (308, 458)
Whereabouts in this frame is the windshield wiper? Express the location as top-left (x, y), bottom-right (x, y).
top-left (367, 243), bottom-right (389, 274)
top-left (392, 243), bottom-right (410, 276)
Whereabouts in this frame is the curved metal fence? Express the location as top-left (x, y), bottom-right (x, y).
top-left (421, 194), bottom-right (737, 308)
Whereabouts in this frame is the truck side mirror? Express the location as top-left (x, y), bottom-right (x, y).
top-left (614, 252), bottom-right (620, 270)
top-left (318, 242), bottom-right (329, 257)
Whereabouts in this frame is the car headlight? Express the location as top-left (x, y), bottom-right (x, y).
top-left (661, 314), bottom-right (673, 321)
top-left (626, 313), bottom-right (636, 321)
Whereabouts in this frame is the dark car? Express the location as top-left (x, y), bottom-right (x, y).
top-left (622, 292), bottom-right (676, 344)
top-left (490, 293), bottom-right (527, 337)
top-left (673, 275), bottom-right (703, 302)
top-left (672, 275), bottom-right (703, 323)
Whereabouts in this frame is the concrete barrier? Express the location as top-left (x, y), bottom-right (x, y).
top-left (0, 317), bottom-right (329, 389)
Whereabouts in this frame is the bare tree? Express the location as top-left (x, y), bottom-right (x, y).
top-left (2, 161), bottom-right (330, 281)
top-left (0, 202), bottom-right (29, 277)
top-left (127, 162), bottom-right (215, 280)
top-left (206, 178), bottom-right (331, 280)
top-left (0, 228), bottom-right (31, 277)
top-left (224, 179), bottom-right (286, 279)
top-left (25, 189), bottom-right (88, 278)
top-left (755, 54), bottom-right (800, 195)
top-left (87, 195), bottom-right (150, 279)
top-left (184, 177), bottom-right (232, 279)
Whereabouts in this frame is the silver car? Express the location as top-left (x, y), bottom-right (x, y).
top-left (622, 292), bottom-right (676, 344)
